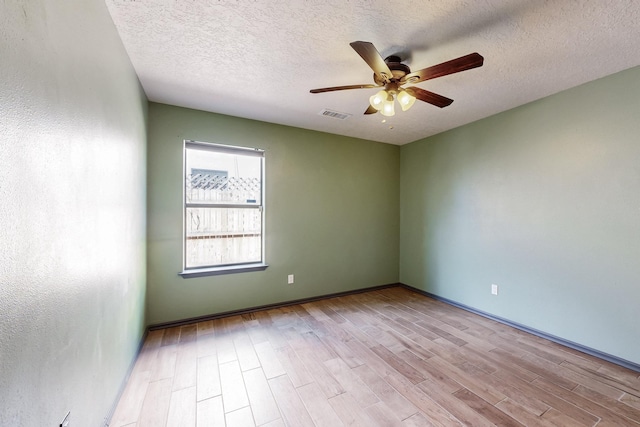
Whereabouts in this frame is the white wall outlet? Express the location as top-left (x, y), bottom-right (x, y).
top-left (491, 284), bottom-right (499, 295)
top-left (287, 274), bottom-right (294, 285)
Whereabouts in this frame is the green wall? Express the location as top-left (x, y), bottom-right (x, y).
top-left (400, 66), bottom-right (640, 364)
top-left (3, 3), bottom-right (637, 422)
top-left (0, 0), bottom-right (147, 426)
top-left (147, 103), bottom-right (400, 325)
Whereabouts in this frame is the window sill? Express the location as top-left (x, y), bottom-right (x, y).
top-left (179, 263), bottom-right (268, 278)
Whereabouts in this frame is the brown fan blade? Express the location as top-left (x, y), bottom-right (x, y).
top-left (310, 84), bottom-right (378, 94)
top-left (364, 105), bottom-right (378, 115)
top-left (401, 52), bottom-right (484, 84)
top-left (406, 87), bottom-right (454, 108)
top-left (349, 41), bottom-right (393, 82)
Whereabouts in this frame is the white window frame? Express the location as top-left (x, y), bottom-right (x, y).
top-left (179, 140), bottom-right (267, 278)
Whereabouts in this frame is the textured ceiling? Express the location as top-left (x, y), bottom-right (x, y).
top-left (105, 0), bottom-right (640, 145)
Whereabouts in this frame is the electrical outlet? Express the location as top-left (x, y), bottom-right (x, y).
top-left (287, 274), bottom-right (294, 284)
top-left (491, 284), bottom-right (499, 295)
top-left (60, 411), bottom-right (70, 427)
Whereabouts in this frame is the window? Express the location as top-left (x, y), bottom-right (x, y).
top-left (180, 140), bottom-right (266, 277)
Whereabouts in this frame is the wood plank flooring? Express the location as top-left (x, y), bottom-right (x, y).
top-left (109, 287), bottom-right (640, 426)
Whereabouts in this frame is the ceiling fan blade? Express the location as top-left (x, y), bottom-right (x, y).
top-left (349, 41), bottom-right (393, 82)
top-left (310, 84), bottom-right (378, 94)
top-left (406, 87), bottom-right (454, 108)
top-left (401, 52), bottom-right (484, 84)
top-left (364, 105), bottom-right (378, 115)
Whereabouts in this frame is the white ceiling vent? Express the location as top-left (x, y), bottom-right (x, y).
top-left (318, 109), bottom-right (351, 120)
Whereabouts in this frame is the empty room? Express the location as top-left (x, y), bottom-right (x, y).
top-left (1, 1), bottom-right (639, 426)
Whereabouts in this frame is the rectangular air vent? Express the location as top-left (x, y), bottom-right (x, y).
top-left (318, 109), bottom-right (352, 120)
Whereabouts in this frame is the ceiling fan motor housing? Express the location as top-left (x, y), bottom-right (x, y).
top-left (374, 56), bottom-right (411, 85)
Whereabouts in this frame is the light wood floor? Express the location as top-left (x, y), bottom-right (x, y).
top-left (110, 287), bottom-right (640, 426)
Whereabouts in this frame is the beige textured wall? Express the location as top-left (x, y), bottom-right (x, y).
top-left (0, 1), bottom-right (147, 425)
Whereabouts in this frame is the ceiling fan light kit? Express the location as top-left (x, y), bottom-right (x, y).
top-left (369, 87), bottom-right (416, 117)
top-left (397, 89), bottom-right (416, 112)
top-left (310, 41), bottom-right (484, 117)
top-left (381, 94), bottom-right (395, 117)
top-left (369, 90), bottom-right (387, 110)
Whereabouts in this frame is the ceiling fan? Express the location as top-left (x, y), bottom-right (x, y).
top-left (310, 41), bottom-right (484, 117)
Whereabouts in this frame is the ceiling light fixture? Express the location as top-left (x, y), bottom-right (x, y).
top-left (369, 90), bottom-right (388, 111)
top-left (380, 94), bottom-right (395, 117)
top-left (397, 89), bottom-right (416, 111)
top-left (368, 87), bottom-right (416, 117)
